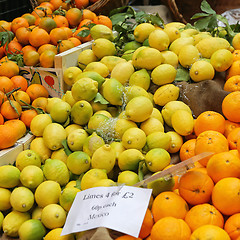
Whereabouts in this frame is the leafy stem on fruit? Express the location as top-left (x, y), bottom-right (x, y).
top-left (20, 100), bottom-right (45, 114)
top-left (7, 53), bottom-right (24, 67)
top-left (0, 30), bottom-right (14, 50)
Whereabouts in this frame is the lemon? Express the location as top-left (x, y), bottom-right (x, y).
top-left (189, 60), bottom-right (215, 82)
top-left (101, 78), bottom-right (124, 106)
top-left (51, 148), bottom-right (68, 164)
top-left (232, 32), bottom-right (240, 50)
top-left (145, 131), bottom-right (171, 150)
top-left (125, 96), bottom-right (153, 122)
top-left (153, 84), bottom-right (180, 106)
top-left (32, 206), bottom-right (43, 220)
top-left (134, 22), bottom-right (155, 43)
top-left (123, 41), bottom-right (142, 51)
top-left (71, 100), bottom-right (93, 125)
top-left (67, 151), bottom-right (91, 175)
top-left (145, 148), bottom-right (171, 172)
top-left (161, 100), bottom-right (192, 127)
top-left (0, 188), bottom-right (11, 211)
top-left (90, 24), bottom-right (114, 41)
top-left (109, 141), bottom-right (125, 160)
top-left (91, 144), bottom-right (116, 173)
top-left (171, 109), bottom-right (194, 136)
top-left (88, 113), bottom-right (109, 130)
top-left (43, 123), bottom-right (67, 150)
top-left (163, 26), bottom-right (181, 43)
top-left (35, 180), bottom-right (61, 208)
top-left (111, 61), bottom-right (135, 85)
top-left (41, 203), bottom-right (66, 229)
top-left (59, 187), bottom-right (81, 212)
top-left (113, 118), bottom-right (137, 139)
top-left (91, 100), bottom-right (108, 112)
top-left (129, 68), bottom-right (150, 90)
top-left (63, 66), bottom-right (82, 86)
top-left (121, 127), bottom-right (146, 150)
top-left (92, 38), bottom-right (116, 59)
top-left (92, 179), bottom-right (117, 187)
top-left (196, 37), bottom-right (231, 58)
top-left (30, 137), bottom-right (52, 163)
top-left (20, 165), bottom-right (44, 189)
top-left (67, 129), bottom-right (88, 151)
top-left (0, 165), bottom-right (20, 188)
top-left (164, 22), bottom-right (185, 29)
top-left (80, 168), bottom-right (108, 190)
top-left (83, 132), bottom-right (105, 157)
top-left (210, 49), bottom-right (233, 72)
top-left (30, 113), bottom-right (52, 137)
top-left (161, 50), bottom-right (179, 68)
top-left (118, 149), bottom-right (144, 171)
top-left (43, 159), bottom-right (70, 186)
top-left (193, 32), bottom-right (212, 45)
top-left (65, 180), bottom-right (77, 188)
top-left (132, 47), bottom-right (163, 70)
top-left (178, 44), bottom-right (200, 68)
top-left (150, 108), bottom-right (164, 124)
top-left (180, 28), bottom-right (199, 37)
top-left (44, 228), bottom-right (75, 240)
top-left (77, 49), bottom-right (97, 70)
top-left (18, 219), bottom-right (46, 240)
top-left (151, 64), bottom-right (177, 86)
top-left (0, 211), bottom-right (3, 229)
top-left (100, 55), bottom-right (126, 72)
top-left (2, 210), bottom-right (30, 237)
top-left (149, 29), bottom-right (170, 51)
top-left (117, 170), bottom-right (139, 186)
top-left (169, 37), bottom-right (194, 55)
top-left (16, 149), bottom-right (41, 171)
top-left (166, 131), bottom-right (183, 153)
top-left (140, 117), bottom-right (164, 136)
top-left (84, 61), bottom-right (109, 78)
top-left (65, 124), bottom-right (82, 137)
top-left (123, 85), bottom-right (149, 104)
top-left (10, 187), bottom-right (34, 212)
top-left (46, 97), bottom-right (63, 113)
top-left (95, 110), bottom-right (112, 118)
top-left (50, 100), bottom-right (71, 124)
top-left (122, 49), bottom-right (135, 61)
top-left (75, 71), bottom-right (105, 89)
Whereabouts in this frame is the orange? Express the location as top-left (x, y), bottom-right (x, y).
top-left (39, 1), bottom-right (55, 11)
top-left (222, 91), bottom-right (240, 122)
top-left (195, 130), bottom-right (229, 166)
top-left (139, 208), bottom-right (154, 239)
top-left (232, 50), bottom-right (240, 62)
top-left (20, 109), bottom-right (38, 128)
top-left (12, 90), bottom-right (31, 106)
top-left (57, 39), bottom-right (75, 53)
top-left (68, 37), bottom-right (81, 47)
top-left (22, 45), bottom-right (37, 55)
top-left (26, 84), bottom-right (49, 101)
top-left (224, 120), bottom-right (240, 138)
top-left (115, 236), bottom-right (142, 240)
top-left (29, 27), bottom-right (51, 48)
top-left (23, 50), bottom-right (40, 66)
top-left (93, 15), bottom-right (112, 29)
top-left (226, 60), bottom-right (240, 80)
top-left (78, 19), bottom-right (93, 29)
top-left (3, 40), bottom-right (22, 55)
top-left (224, 75), bottom-right (240, 92)
top-left (38, 17), bottom-right (57, 33)
top-left (224, 213), bottom-right (240, 240)
top-left (38, 43), bottom-right (57, 55)
top-left (212, 177), bottom-right (240, 215)
top-left (0, 47), bottom-right (4, 59)
top-left (39, 50), bottom-right (56, 68)
top-left (227, 127), bottom-right (240, 149)
top-left (1, 100), bottom-right (22, 120)
top-left (150, 216), bottom-right (191, 240)
top-left (73, 27), bottom-right (92, 43)
top-left (60, 27), bottom-right (73, 38)
top-left (31, 97), bottom-right (48, 112)
top-left (207, 151), bottom-right (240, 183)
top-left (0, 124), bottom-right (19, 149)
top-left (151, 191), bottom-right (189, 222)
top-left (15, 27), bottom-right (31, 46)
top-left (11, 17), bottom-right (29, 34)
top-left (178, 170), bottom-right (214, 205)
top-left (179, 138), bottom-right (196, 161)
top-left (11, 75), bottom-right (28, 92)
top-left (0, 20), bottom-right (12, 32)
top-left (0, 113), bottom-right (4, 124)
top-left (0, 90), bottom-right (7, 106)
top-left (184, 203), bottom-right (224, 232)
top-left (53, 15), bottom-right (69, 28)
top-left (0, 60), bottom-right (19, 79)
top-left (0, 76), bottom-right (14, 93)
top-left (50, 27), bottom-right (68, 45)
top-left (50, 0), bottom-right (63, 10)
top-left (22, 13), bottom-right (36, 26)
top-left (75, 0), bottom-right (89, 9)
top-left (82, 9), bottom-right (96, 21)
top-left (4, 119), bottom-right (26, 139)
top-left (65, 8), bottom-right (83, 27)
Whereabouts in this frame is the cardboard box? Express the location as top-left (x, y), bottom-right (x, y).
top-left (19, 41), bottom-right (93, 98)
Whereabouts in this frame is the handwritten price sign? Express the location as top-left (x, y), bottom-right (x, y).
top-left (61, 186), bottom-right (152, 237)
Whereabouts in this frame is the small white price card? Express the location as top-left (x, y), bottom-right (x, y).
top-left (61, 185), bottom-right (152, 237)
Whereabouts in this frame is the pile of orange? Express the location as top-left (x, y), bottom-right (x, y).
top-left (0, 0), bottom-right (112, 68)
top-left (0, 60), bottom-right (49, 149)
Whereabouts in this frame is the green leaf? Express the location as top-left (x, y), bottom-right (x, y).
top-left (75, 178), bottom-right (83, 190)
top-left (175, 67), bottom-right (190, 82)
top-left (200, 0), bottom-right (216, 14)
top-left (0, 31), bottom-right (14, 48)
top-left (94, 92), bottom-right (109, 104)
top-left (62, 139), bottom-right (72, 156)
top-left (216, 15), bottom-right (236, 38)
top-left (191, 12), bottom-right (209, 20)
top-left (150, 13), bottom-right (164, 28)
top-left (109, 6), bottom-right (130, 17)
top-left (77, 29), bottom-right (90, 37)
top-left (138, 160), bottom-right (145, 182)
top-left (194, 15), bottom-right (213, 31)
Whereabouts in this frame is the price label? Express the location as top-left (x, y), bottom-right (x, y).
top-left (61, 185), bottom-right (152, 238)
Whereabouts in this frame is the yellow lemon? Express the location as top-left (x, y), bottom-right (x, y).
top-left (145, 148), bottom-right (171, 172)
top-left (0, 165), bottom-right (20, 188)
top-left (46, 97), bottom-right (62, 113)
top-left (67, 129), bottom-right (88, 151)
top-left (92, 179), bottom-right (117, 187)
top-left (163, 26), bottom-right (181, 43)
top-left (20, 165), bottom-right (44, 189)
top-left (95, 110), bottom-right (112, 118)
top-left (44, 228), bottom-right (75, 240)
top-left (92, 38), bottom-right (116, 59)
top-left (87, 113), bottom-right (109, 131)
top-left (117, 170), bottom-right (140, 186)
top-left (50, 100), bottom-right (71, 124)
top-left (134, 22), bottom-right (155, 43)
top-left (140, 117), bottom-right (164, 136)
top-left (90, 100), bottom-right (108, 112)
top-left (41, 203), bottom-right (66, 229)
top-left (32, 206), bottom-right (43, 221)
top-left (210, 49), bottom-right (233, 72)
top-left (125, 96), bottom-right (153, 122)
top-left (77, 49), bottom-right (97, 70)
top-left (145, 131), bottom-right (171, 150)
top-left (51, 148), bottom-right (68, 164)
top-left (0, 211), bottom-right (3, 229)
top-left (151, 63), bottom-right (177, 86)
top-left (164, 22), bottom-right (185, 29)
top-left (63, 91), bottom-right (77, 107)
top-left (84, 61), bottom-right (109, 77)
top-left (123, 85), bottom-right (149, 104)
top-left (150, 108), bottom-right (164, 124)
top-left (118, 149), bottom-right (144, 171)
top-left (63, 66), bottom-right (82, 86)
top-left (113, 118), bottom-right (137, 139)
top-left (232, 32), bottom-right (240, 50)
top-left (180, 28), bottom-right (199, 37)
top-left (171, 109), bottom-right (194, 136)
top-left (30, 113), bottom-right (52, 137)
top-left (129, 68), bottom-right (151, 90)
top-left (67, 151), bottom-right (91, 175)
top-left (109, 141), bottom-right (125, 160)
top-left (100, 56), bottom-right (126, 72)
top-left (149, 29), bottom-right (170, 51)
top-left (169, 37), bottom-right (194, 55)
top-left (121, 127), bottom-right (146, 150)
top-left (189, 60), bottom-right (215, 82)
top-left (0, 188), bottom-right (11, 211)
top-left (65, 124), bottom-right (83, 137)
top-left (161, 50), bottom-right (179, 68)
top-left (35, 180), bottom-right (62, 208)
top-left (178, 44), bottom-right (200, 68)
top-left (166, 131), bottom-right (183, 153)
top-left (80, 168), bottom-right (108, 190)
top-left (65, 180), bottom-right (77, 188)
top-left (153, 84), bottom-right (180, 106)
top-left (193, 32), bottom-right (212, 45)
top-left (90, 24), bottom-right (114, 41)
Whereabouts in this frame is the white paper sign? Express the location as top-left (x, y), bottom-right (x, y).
top-left (61, 186), bottom-right (152, 237)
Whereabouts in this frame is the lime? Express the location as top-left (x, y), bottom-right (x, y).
top-left (44, 228), bottom-right (75, 240)
top-left (0, 188), bottom-right (11, 211)
top-left (67, 129), bottom-right (88, 151)
top-left (77, 49), bottom-right (97, 70)
top-left (140, 117), bottom-right (164, 136)
top-left (117, 170), bottom-right (140, 186)
top-left (129, 68), bottom-right (151, 91)
top-left (0, 165), bottom-right (20, 188)
top-left (123, 41), bottom-right (142, 51)
top-left (100, 56), bottom-right (126, 72)
top-left (30, 113), bottom-right (52, 137)
top-left (146, 131), bottom-right (171, 150)
top-left (63, 66), bottom-right (82, 86)
top-left (92, 38), bottom-right (116, 59)
top-left (149, 29), bottom-right (170, 51)
top-left (121, 50), bottom-right (135, 61)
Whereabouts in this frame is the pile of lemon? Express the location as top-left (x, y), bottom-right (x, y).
top-left (0, 22), bottom-right (237, 239)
